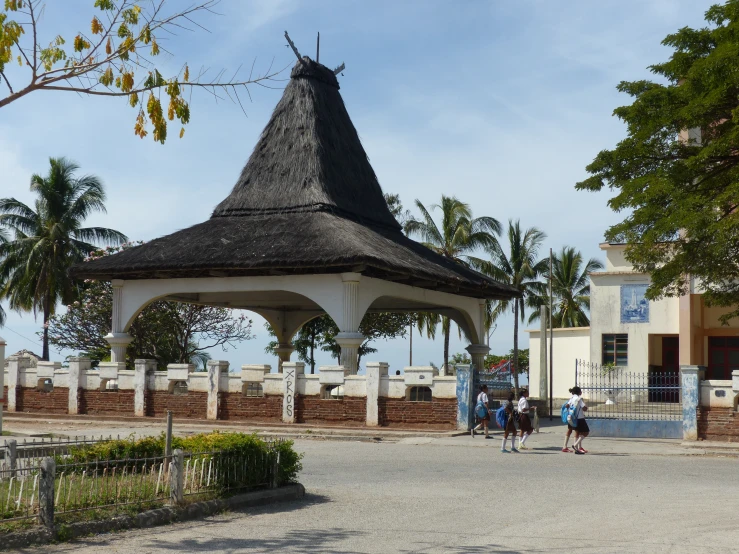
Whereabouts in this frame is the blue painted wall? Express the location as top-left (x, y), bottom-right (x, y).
top-left (587, 419), bottom-right (682, 439)
top-left (456, 365), bottom-right (473, 431)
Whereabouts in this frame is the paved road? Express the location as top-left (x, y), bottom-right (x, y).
top-left (27, 431), bottom-right (739, 553)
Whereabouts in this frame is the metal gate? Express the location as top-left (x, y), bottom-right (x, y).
top-left (574, 359), bottom-right (682, 438)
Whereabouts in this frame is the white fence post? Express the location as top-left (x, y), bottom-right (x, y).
top-left (170, 448), bottom-right (184, 505)
top-left (39, 457), bottom-right (56, 530)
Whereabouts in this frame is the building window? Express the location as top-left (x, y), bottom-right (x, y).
top-left (37, 378), bottom-right (53, 393)
top-left (708, 337), bottom-right (739, 380)
top-left (171, 381), bottom-right (188, 395)
top-left (602, 334), bottom-right (628, 366)
top-left (408, 386), bottom-right (432, 402)
top-left (243, 382), bottom-right (264, 397)
top-left (322, 385), bottom-right (344, 400)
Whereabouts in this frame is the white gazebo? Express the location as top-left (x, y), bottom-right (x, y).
top-left (74, 57), bottom-right (518, 375)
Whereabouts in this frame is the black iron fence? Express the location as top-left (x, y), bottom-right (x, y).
top-left (575, 360), bottom-right (681, 421)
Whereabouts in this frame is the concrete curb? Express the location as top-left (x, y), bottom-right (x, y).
top-left (0, 483), bottom-right (305, 551)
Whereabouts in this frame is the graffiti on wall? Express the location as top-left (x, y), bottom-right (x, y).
top-left (620, 284), bottom-right (649, 324)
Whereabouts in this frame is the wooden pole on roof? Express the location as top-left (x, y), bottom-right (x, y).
top-left (316, 32), bottom-right (320, 63)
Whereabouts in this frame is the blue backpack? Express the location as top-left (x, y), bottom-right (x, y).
top-left (474, 401), bottom-right (488, 419)
top-left (562, 401), bottom-right (578, 426)
top-left (495, 405), bottom-right (508, 428)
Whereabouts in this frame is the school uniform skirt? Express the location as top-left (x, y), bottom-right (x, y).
top-left (519, 413), bottom-right (533, 434)
top-left (505, 415), bottom-right (516, 434)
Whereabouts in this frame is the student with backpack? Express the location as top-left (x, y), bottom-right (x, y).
top-left (497, 391), bottom-right (518, 453)
top-left (472, 385), bottom-right (492, 438)
top-left (561, 387), bottom-right (577, 452)
top-left (516, 389), bottom-right (533, 450)
top-left (564, 386), bottom-right (589, 454)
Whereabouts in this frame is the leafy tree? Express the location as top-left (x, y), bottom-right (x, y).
top-left (0, 157), bottom-right (126, 359)
top-left (0, 1), bottom-right (281, 143)
top-left (266, 312), bottom-right (411, 372)
top-left (47, 246), bottom-right (253, 368)
top-left (384, 193), bottom-right (412, 227)
top-left (478, 220), bottom-right (547, 392)
top-left (576, 1), bottom-right (739, 322)
top-left (405, 196), bottom-right (501, 370)
top-left (529, 246), bottom-right (603, 327)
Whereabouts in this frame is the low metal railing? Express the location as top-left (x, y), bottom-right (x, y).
top-left (0, 467), bottom-right (38, 524)
top-left (575, 360), bottom-right (681, 421)
top-left (1, 435), bottom-right (114, 474)
top-left (54, 455), bottom-right (172, 516)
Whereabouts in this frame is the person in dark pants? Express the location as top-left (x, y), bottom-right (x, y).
top-left (501, 391), bottom-right (518, 453)
top-left (568, 385), bottom-right (590, 454)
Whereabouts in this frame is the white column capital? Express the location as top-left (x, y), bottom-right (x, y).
top-left (105, 333), bottom-right (133, 363)
top-left (341, 272), bottom-right (362, 283)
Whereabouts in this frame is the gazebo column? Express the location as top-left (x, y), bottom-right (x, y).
top-left (104, 280), bottom-right (132, 363)
top-left (274, 343), bottom-right (295, 373)
top-left (466, 344), bottom-right (490, 372)
top-left (335, 273), bottom-right (365, 374)
top-left (466, 300), bottom-right (489, 371)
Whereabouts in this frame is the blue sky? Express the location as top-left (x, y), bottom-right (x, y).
top-left (0, 0), bottom-right (712, 371)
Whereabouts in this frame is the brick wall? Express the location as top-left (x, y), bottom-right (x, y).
top-left (296, 395), bottom-right (366, 424)
top-left (79, 389), bottom-right (135, 416)
top-left (145, 390), bottom-right (208, 419)
top-left (698, 408), bottom-right (739, 442)
top-left (2, 386), bottom-right (7, 410)
top-left (219, 393), bottom-right (282, 421)
top-left (378, 397), bottom-right (457, 429)
top-left (16, 386), bottom-right (69, 414)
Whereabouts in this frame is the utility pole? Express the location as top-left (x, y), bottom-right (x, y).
top-left (549, 248), bottom-right (554, 420)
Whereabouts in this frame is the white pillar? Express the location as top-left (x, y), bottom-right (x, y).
top-left (365, 362), bottom-right (388, 427)
top-left (67, 357), bottom-right (90, 415)
top-left (105, 279), bottom-right (132, 363)
top-left (274, 343), bottom-right (294, 373)
top-left (134, 359), bottom-right (155, 417)
top-left (335, 273), bottom-right (365, 374)
top-left (206, 360), bottom-right (229, 420)
top-left (282, 361), bottom-right (304, 423)
top-left (465, 344), bottom-right (490, 372)
top-left (0, 336), bottom-right (5, 434)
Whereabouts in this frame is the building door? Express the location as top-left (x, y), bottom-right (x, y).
top-left (651, 337), bottom-right (679, 402)
top-left (707, 337), bottom-right (739, 380)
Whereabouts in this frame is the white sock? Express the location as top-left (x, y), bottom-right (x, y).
top-left (564, 435), bottom-right (570, 448)
top-left (574, 436), bottom-right (582, 450)
top-left (521, 433), bottom-right (529, 446)
top-left (474, 424), bottom-right (482, 431)
top-left (501, 437), bottom-right (507, 450)
top-left (510, 436), bottom-right (516, 449)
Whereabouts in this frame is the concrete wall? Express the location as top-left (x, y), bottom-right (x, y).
top-left (527, 327), bottom-right (590, 399)
top-left (1, 359), bottom-right (459, 429)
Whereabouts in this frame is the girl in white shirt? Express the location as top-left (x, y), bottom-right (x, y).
top-left (566, 386), bottom-right (590, 454)
top-left (517, 389), bottom-right (533, 450)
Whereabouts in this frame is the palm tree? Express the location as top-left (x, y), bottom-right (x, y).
top-left (479, 220), bottom-right (547, 392)
top-left (0, 157), bottom-right (127, 360)
top-left (405, 196), bottom-right (501, 371)
top-left (530, 246), bottom-right (603, 328)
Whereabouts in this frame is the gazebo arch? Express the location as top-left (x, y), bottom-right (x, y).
top-left (74, 57), bottom-right (518, 374)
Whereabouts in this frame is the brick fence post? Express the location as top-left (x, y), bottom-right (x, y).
top-left (282, 362), bottom-right (303, 424)
top-left (134, 359), bottom-right (155, 417)
top-left (39, 457), bottom-right (56, 531)
top-left (67, 357), bottom-right (89, 415)
top-left (680, 365), bottom-right (700, 441)
top-left (365, 362), bottom-right (388, 426)
top-left (207, 360), bottom-right (229, 420)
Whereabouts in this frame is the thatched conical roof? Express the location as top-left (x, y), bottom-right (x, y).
top-left (74, 58), bottom-right (517, 300)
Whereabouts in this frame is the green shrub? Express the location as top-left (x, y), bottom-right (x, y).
top-left (63, 432), bottom-right (302, 487)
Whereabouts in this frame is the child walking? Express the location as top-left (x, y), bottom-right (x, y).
top-left (517, 389), bottom-right (533, 450)
top-left (472, 385), bottom-right (491, 438)
top-left (562, 386), bottom-right (577, 452)
top-left (501, 391), bottom-right (518, 453)
top-left (567, 386), bottom-right (590, 454)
